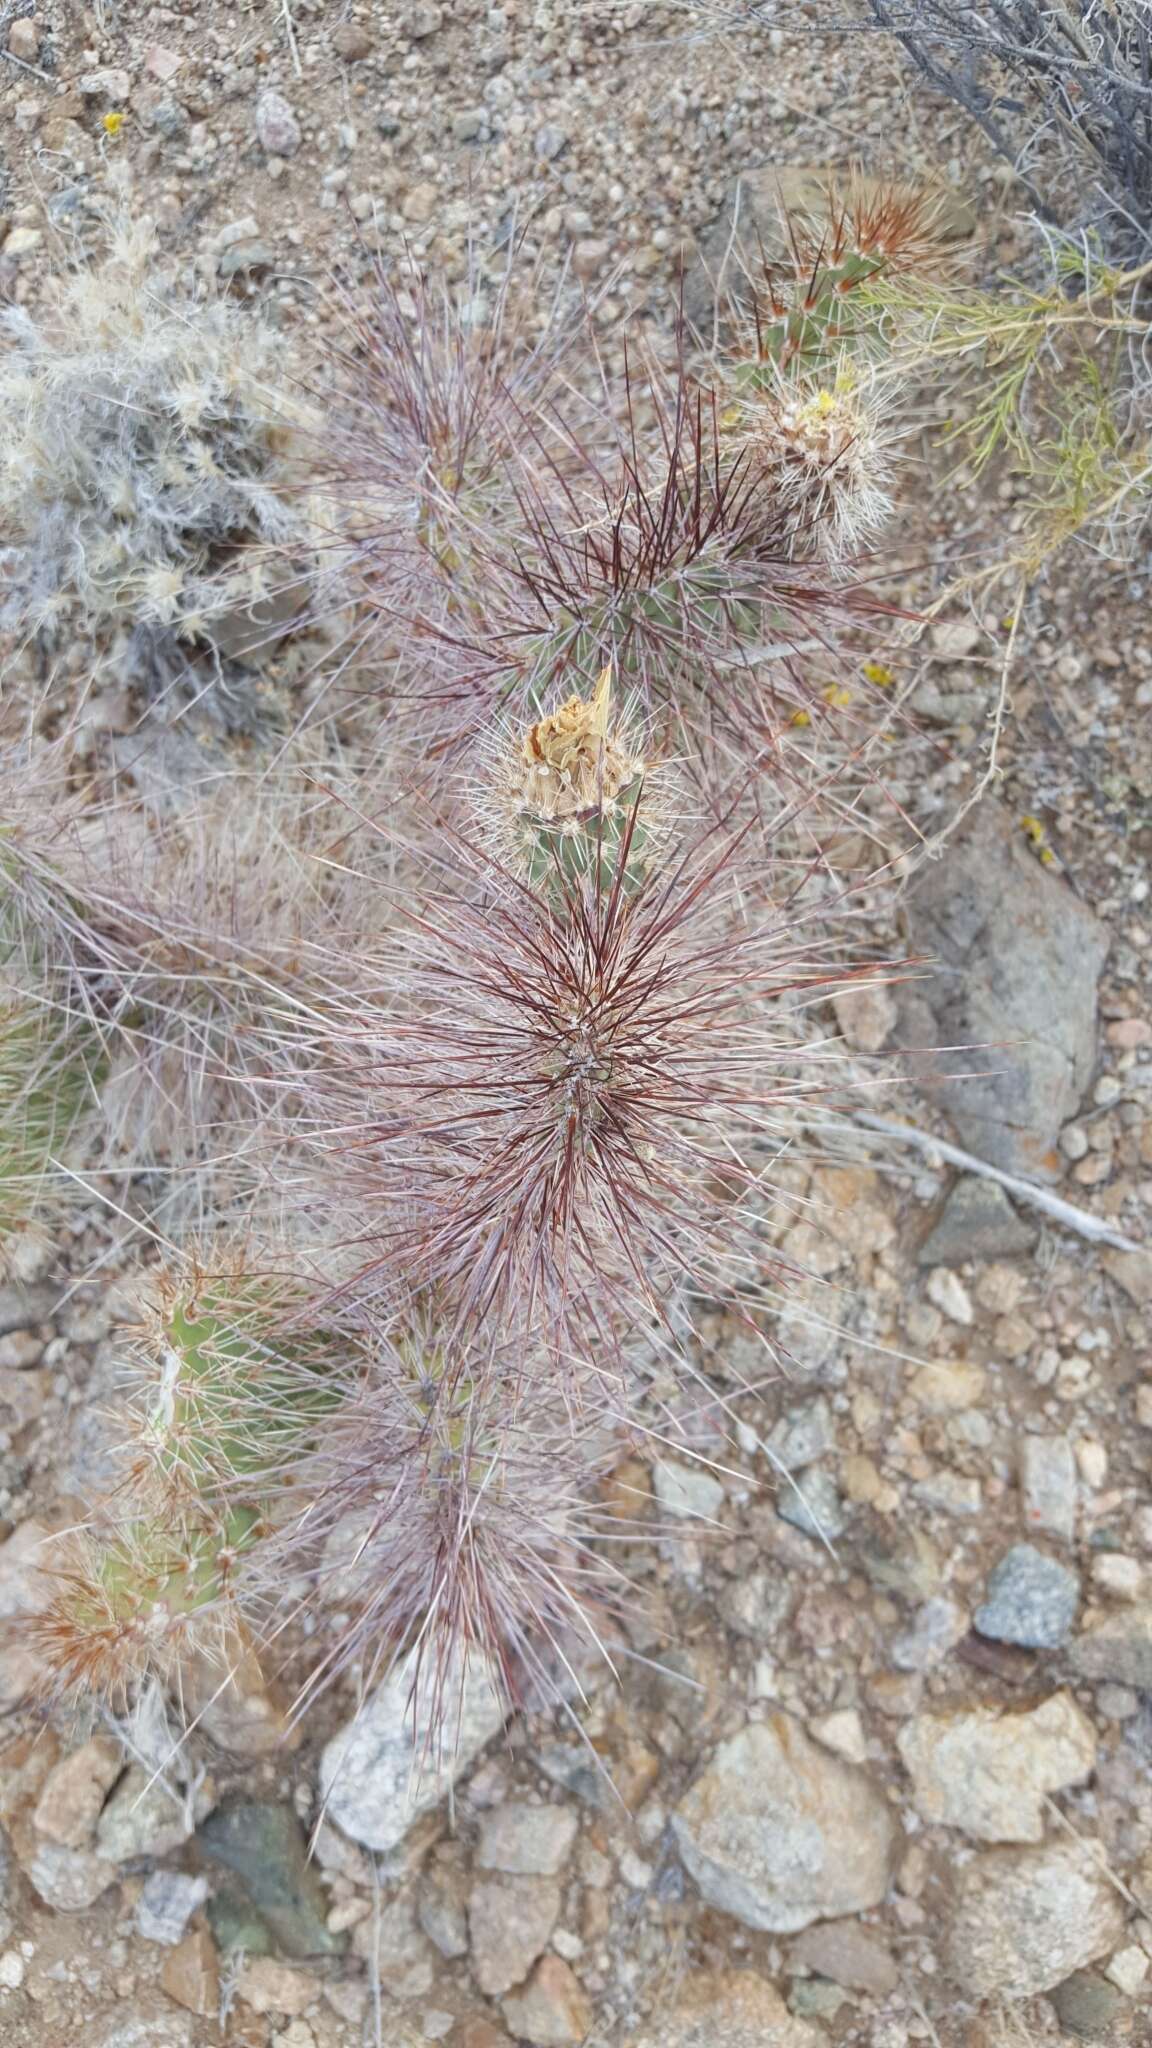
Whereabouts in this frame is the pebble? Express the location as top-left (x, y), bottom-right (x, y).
top-left (890, 1595), bottom-right (968, 1672)
top-left (15, 1834), bottom-right (117, 1912)
top-left (719, 1568), bottom-right (795, 1641)
top-left (79, 68), bottom-right (131, 102)
top-left (33, 1737), bottom-right (123, 1850)
top-left (917, 1177), bottom-right (1037, 1265)
top-left (777, 1467), bottom-right (845, 1542)
top-left (672, 1713), bottom-right (895, 1933)
top-left (136, 1871), bottom-right (210, 1946)
top-left (500, 1957), bottom-right (592, 2047)
top-left (1090, 1552), bottom-right (1144, 1600)
top-left (807, 1708), bottom-right (868, 1766)
top-left (534, 124), bottom-right (569, 161)
top-left (924, 1268), bottom-right (973, 1326)
top-left (974, 1543), bottom-right (1081, 1649)
top-left (789, 1919), bottom-right (899, 1997)
top-left (333, 23), bottom-right (374, 60)
top-left (946, 1841), bottom-right (1126, 1997)
top-left (403, 182), bottom-right (439, 224)
top-left (652, 1457), bottom-right (725, 1521)
top-left (470, 1875), bottom-right (561, 1997)
top-left (197, 1803), bottom-right (341, 1958)
top-left (476, 1802), bottom-right (578, 1877)
top-left (1050, 1968), bottom-right (1132, 2040)
top-left (236, 1957), bottom-right (321, 2018)
top-left (319, 1650), bottom-right (504, 1853)
top-left (907, 1360), bottom-right (986, 1412)
top-left (351, 1896), bottom-right (434, 1998)
top-left (1068, 1605), bottom-right (1152, 1689)
top-left (897, 1691), bottom-right (1096, 1842)
top-left (766, 1395), bottom-right (835, 1471)
top-left (1019, 1434), bottom-right (1078, 1542)
top-left (256, 90), bottom-right (302, 158)
top-left (6, 19), bottom-right (39, 61)
top-left (160, 1928), bottom-right (219, 2017)
top-left (622, 1968), bottom-right (822, 2047)
top-left (831, 980), bottom-right (897, 1054)
top-left (97, 1765), bottom-right (211, 1863)
top-left (913, 1470), bottom-right (982, 1517)
top-left (1106, 1945), bottom-right (1149, 1997)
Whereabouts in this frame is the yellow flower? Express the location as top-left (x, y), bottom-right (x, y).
top-left (103, 111), bottom-right (124, 137)
top-left (822, 684), bottom-right (853, 708)
top-left (789, 709), bottom-right (812, 729)
top-left (862, 659), bottom-right (895, 688)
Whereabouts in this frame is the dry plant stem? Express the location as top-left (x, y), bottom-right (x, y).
top-left (903, 572), bottom-right (1024, 872)
top-left (280, 0), bottom-right (302, 76)
top-left (846, 1108), bottom-right (1145, 1255)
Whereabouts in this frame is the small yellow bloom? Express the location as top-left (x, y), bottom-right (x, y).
top-left (1019, 814), bottom-right (1045, 844)
top-left (822, 684), bottom-right (853, 708)
top-left (789, 709), bottom-right (812, 729)
top-left (103, 111), bottom-right (125, 136)
top-left (862, 659), bottom-right (895, 688)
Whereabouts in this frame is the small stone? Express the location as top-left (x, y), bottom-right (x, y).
top-left (333, 22), bottom-right (373, 59)
top-left (652, 1457), bottom-right (725, 1520)
top-left (256, 90), bottom-right (301, 157)
top-left (352, 1896), bottom-right (434, 1999)
top-left (1050, 1968), bottom-right (1131, 2041)
top-left (622, 1968), bottom-right (822, 2047)
top-left (1020, 1435), bottom-right (1078, 1543)
top-left (807, 1708), bottom-right (868, 1766)
top-left (831, 980), bottom-right (897, 1054)
top-left (145, 44), bottom-right (183, 82)
top-left (320, 1651), bottom-right (504, 1854)
top-left (913, 1470), bottom-right (983, 1517)
top-left (16, 1833), bottom-right (117, 1911)
top-left (1102, 1248), bottom-right (1152, 1305)
top-left (719, 1568), bottom-right (795, 1641)
top-left (237, 1957), bottom-right (320, 2018)
top-left (1061, 1122), bottom-right (1091, 1160)
top-left (408, 3), bottom-right (443, 33)
top-left (766, 1396), bottom-right (835, 1471)
top-left (3, 227), bottom-right (43, 259)
top-left (79, 68), bottom-right (131, 102)
top-left (974, 1544), bottom-right (1080, 1649)
top-left (417, 1851), bottom-right (470, 1959)
top-left (33, 1737), bottom-right (123, 1849)
top-left (672, 1713), bottom-right (896, 1933)
top-left (890, 1596), bottom-right (968, 1672)
top-left (98, 1766), bottom-right (211, 1863)
top-left (6, 20), bottom-right (39, 62)
top-left (908, 1360), bottom-right (986, 1411)
top-left (500, 1957), bottom-right (592, 2047)
top-left (1106, 1945), bottom-right (1149, 1997)
top-left (207, 1885), bottom-right (274, 1959)
top-left (924, 1268), bottom-right (973, 1326)
top-left (454, 108), bottom-right (489, 142)
top-left (534, 124), bottom-right (568, 161)
top-left (1068, 1606), bottom-right (1152, 1689)
top-left (789, 1919), bottom-right (899, 1997)
top-left (470, 1875), bottom-right (560, 1997)
top-left (571, 238), bottom-right (609, 279)
top-left (897, 1692), bottom-right (1096, 1842)
top-left (197, 1803), bottom-right (341, 1958)
top-left (218, 239), bottom-right (275, 280)
top-left (0, 1952), bottom-right (25, 1989)
top-left (777, 1467), bottom-right (845, 1542)
top-left (946, 1842), bottom-right (1126, 1997)
top-left (1095, 1683), bottom-right (1140, 1721)
top-left (161, 1928), bottom-right (219, 2017)
top-left (1076, 1438), bottom-right (1109, 1489)
top-left (458, 2023), bottom-right (513, 2048)
top-left (917, 1177), bottom-right (1037, 1264)
top-left (477, 1803), bottom-right (578, 1877)
top-left (403, 182), bottom-right (438, 224)
top-left (1091, 1553), bottom-right (1144, 1600)
top-left (136, 1871), bottom-right (210, 1946)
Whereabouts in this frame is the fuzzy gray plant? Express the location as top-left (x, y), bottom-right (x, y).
top-left (0, 218), bottom-right (306, 701)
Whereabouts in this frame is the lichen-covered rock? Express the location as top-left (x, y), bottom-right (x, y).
top-left (898, 1692), bottom-right (1096, 1842)
top-left (624, 1969), bottom-right (824, 2048)
top-left (946, 1842), bottom-right (1126, 1997)
top-left (320, 1651), bottom-right (505, 1853)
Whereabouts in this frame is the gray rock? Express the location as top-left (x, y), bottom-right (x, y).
top-left (1068, 1606), bottom-right (1152, 1690)
top-left (469, 1874), bottom-right (561, 1997)
top-left (218, 238), bottom-right (275, 280)
top-left (351, 1895), bottom-right (435, 1999)
top-left (974, 1544), bottom-right (1080, 1649)
top-left (206, 1885), bottom-right (274, 1959)
top-left (897, 802), bottom-right (1108, 1179)
top-left (417, 1854), bottom-right (470, 1959)
top-left (501, 1956), bottom-right (593, 2046)
top-left (853, 1517), bottom-right (942, 1603)
top-left (890, 1596), bottom-right (968, 1672)
top-left (897, 1692), bottom-right (1097, 1843)
top-left (719, 1567), bottom-right (795, 1641)
top-left (946, 1841), bottom-right (1126, 1997)
top-left (477, 1802), bottom-right (578, 1877)
top-left (917, 1177), bottom-right (1038, 1264)
top-left (255, 89), bottom-right (301, 157)
top-left (18, 1837), bottom-right (117, 1911)
top-left (652, 1457), bottom-right (726, 1521)
top-left (196, 1803), bottom-right (341, 1958)
top-left (766, 1396), bottom-right (835, 1473)
top-left (534, 123), bottom-right (569, 161)
top-left (788, 1919), bottom-right (899, 1997)
top-left (97, 1767), bottom-right (211, 1864)
top-left (623, 1968), bottom-right (823, 2047)
top-left (95, 2022), bottom-right (192, 2048)
top-left (135, 1871), bottom-right (210, 1946)
top-left (1050, 1969), bottom-right (1133, 2040)
top-left (777, 1467), bottom-right (845, 1543)
top-left (319, 1649), bottom-right (505, 1854)
top-left (1020, 1435), bottom-right (1078, 1543)
top-left (672, 1713), bottom-right (896, 1933)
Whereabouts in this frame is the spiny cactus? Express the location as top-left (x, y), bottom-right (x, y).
top-left (475, 665), bottom-right (673, 899)
top-left (0, 981), bottom-right (100, 1262)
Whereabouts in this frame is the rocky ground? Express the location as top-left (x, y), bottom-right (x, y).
top-left (2, 4), bottom-right (1152, 2048)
